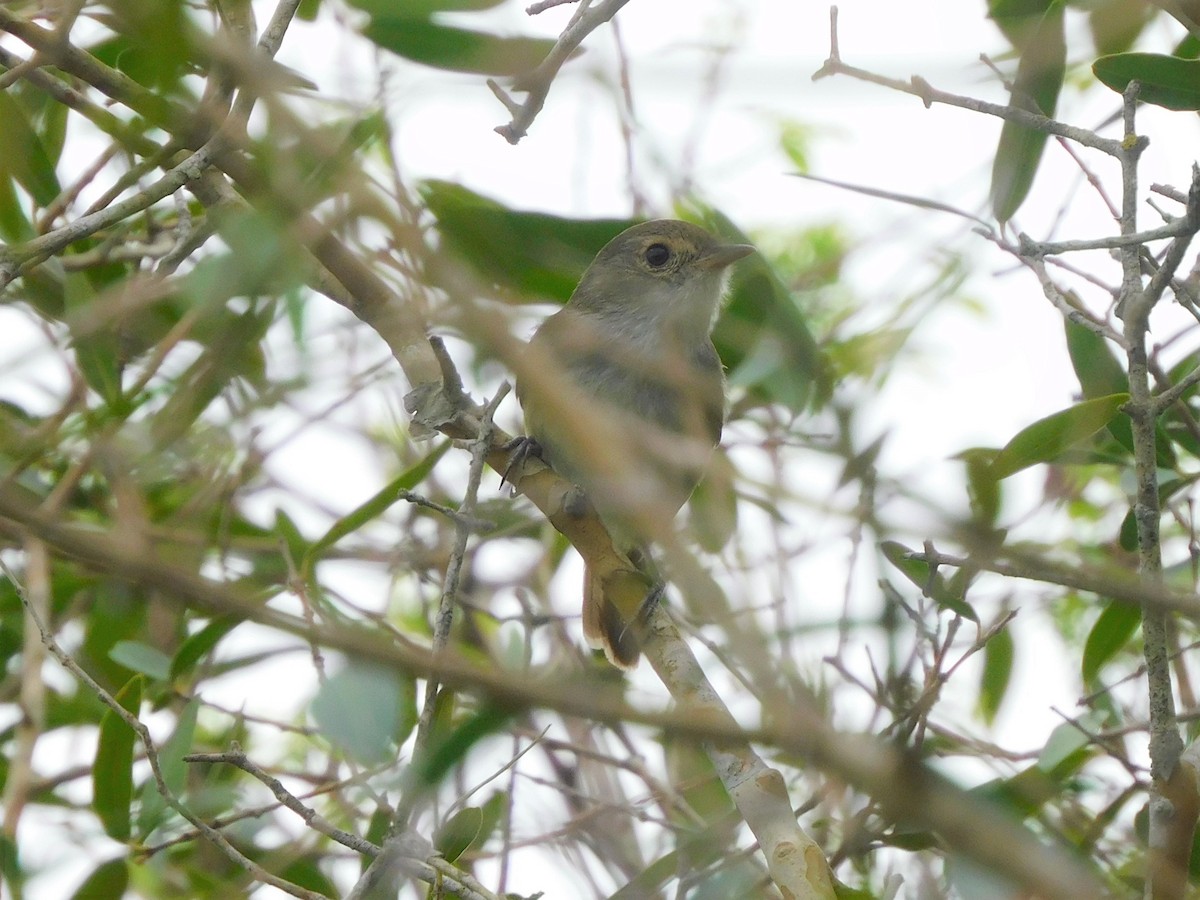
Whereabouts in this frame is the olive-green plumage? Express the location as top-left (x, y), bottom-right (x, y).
top-left (516, 220), bottom-right (753, 667)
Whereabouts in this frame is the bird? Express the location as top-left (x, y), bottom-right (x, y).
top-left (514, 219), bottom-right (753, 667)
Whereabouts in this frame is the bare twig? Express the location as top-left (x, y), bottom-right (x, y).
top-left (488, 0), bottom-right (632, 144)
top-left (812, 7), bottom-right (1133, 158)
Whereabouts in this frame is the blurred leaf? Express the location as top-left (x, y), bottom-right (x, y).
top-left (302, 440), bottom-right (451, 578)
top-left (1119, 475), bottom-right (1199, 551)
top-left (110, 641), bottom-right (172, 680)
top-left (149, 305), bottom-right (273, 449)
top-left (880, 541), bottom-right (979, 621)
top-left (989, 393), bottom-right (1130, 479)
top-left (979, 623), bottom-right (1014, 724)
top-left (1089, 0), bottom-right (1154, 56)
top-left (350, 0), bottom-right (506, 13)
top-left (961, 448), bottom-right (1002, 528)
top-left (1082, 600), bottom-right (1141, 683)
top-left (311, 663), bottom-right (416, 765)
top-left (0, 91), bottom-right (60, 206)
top-left (93, 676), bottom-right (142, 841)
top-left (169, 616), bottom-right (241, 682)
top-left (0, 175), bottom-right (33, 242)
top-left (692, 206), bottom-right (833, 413)
top-left (65, 273), bottom-right (125, 408)
top-left (422, 179), bottom-right (635, 301)
top-left (1094, 52), bottom-right (1200, 110)
top-left (779, 119), bottom-right (816, 174)
top-left (69, 857), bottom-right (129, 900)
top-left (1062, 318), bottom-right (1175, 467)
top-left (435, 806), bottom-right (483, 863)
top-left (688, 448), bottom-right (737, 553)
top-left (989, 2), bottom-right (1065, 221)
top-left (90, 2), bottom-right (195, 94)
top-left (137, 698), bottom-right (198, 838)
top-left (414, 702), bottom-right (511, 789)
top-left (364, 18), bottom-right (557, 76)
top-left (1065, 319), bottom-right (1127, 399)
top-left (1039, 709), bottom-right (1108, 774)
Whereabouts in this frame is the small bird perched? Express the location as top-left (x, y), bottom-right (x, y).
top-left (514, 220), bottom-right (754, 667)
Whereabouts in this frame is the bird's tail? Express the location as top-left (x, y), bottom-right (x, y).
top-left (582, 560), bottom-right (661, 669)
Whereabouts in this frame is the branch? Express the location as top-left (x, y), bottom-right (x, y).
top-left (488, 0), bottom-right (633, 144)
top-left (811, 7), bottom-right (1134, 158)
top-left (0, 481), bottom-right (1109, 898)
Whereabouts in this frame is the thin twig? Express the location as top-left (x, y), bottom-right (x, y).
top-left (488, 0), bottom-right (631, 144)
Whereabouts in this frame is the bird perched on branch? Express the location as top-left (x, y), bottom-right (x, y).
top-left (514, 220), bottom-right (753, 667)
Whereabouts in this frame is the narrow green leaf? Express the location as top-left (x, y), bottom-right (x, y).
top-left (169, 616), bottom-right (241, 681)
top-left (691, 205), bottom-right (833, 412)
top-left (979, 624), bottom-right (1014, 724)
top-left (989, 3), bottom-right (1065, 221)
top-left (364, 18), bottom-right (557, 76)
top-left (69, 857), bottom-right (129, 900)
top-left (349, 0), bottom-right (505, 14)
top-left (302, 441), bottom-right (451, 577)
top-left (415, 702), bottom-right (512, 788)
top-left (1065, 319), bottom-right (1127, 399)
top-left (960, 448), bottom-right (1002, 528)
top-left (137, 699), bottom-right (199, 838)
top-left (0, 175), bottom-right (32, 242)
top-left (688, 449), bottom-right (737, 553)
top-left (435, 807), bottom-right (483, 863)
top-left (989, 393), bottom-right (1130, 479)
top-left (1088, 0), bottom-right (1154, 57)
top-left (109, 641), bottom-right (172, 681)
top-left (1094, 53), bottom-right (1200, 110)
top-left (1082, 601), bottom-right (1141, 683)
top-left (1038, 710), bottom-right (1108, 775)
top-left (93, 677), bottom-right (143, 841)
top-left (0, 91), bottom-right (61, 206)
top-left (879, 541), bottom-right (978, 621)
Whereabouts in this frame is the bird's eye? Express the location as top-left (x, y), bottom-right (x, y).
top-left (644, 243), bottom-right (672, 268)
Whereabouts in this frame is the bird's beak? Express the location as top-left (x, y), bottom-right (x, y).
top-left (697, 243), bottom-right (755, 271)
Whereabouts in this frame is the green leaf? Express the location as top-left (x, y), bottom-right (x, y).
top-left (989, 393), bottom-right (1130, 479)
top-left (363, 18), bottom-right (557, 76)
top-left (169, 616), bottom-right (241, 682)
top-left (1039, 710), bottom-right (1108, 775)
top-left (422, 179), bottom-right (637, 301)
top-left (979, 624), bottom-right (1014, 724)
top-left (1088, 0), bottom-right (1154, 57)
top-left (69, 857), bottom-right (129, 900)
top-left (690, 206), bottom-right (833, 413)
top-left (414, 702), bottom-right (512, 789)
top-left (1094, 53), bottom-right (1200, 111)
top-left (302, 440), bottom-right (451, 578)
top-left (93, 676), bottom-right (143, 841)
top-left (688, 449), bottom-right (738, 553)
top-left (137, 699), bottom-right (198, 838)
top-left (879, 541), bottom-right (978, 621)
top-left (1082, 601), bottom-right (1141, 683)
top-left (435, 806), bottom-right (484, 863)
top-left (311, 663), bottom-right (416, 764)
top-left (961, 448), bottom-right (1002, 527)
top-left (989, 3), bottom-right (1065, 221)
top-left (350, 0), bottom-right (505, 13)
top-left (1065, 319), bottom-right (1127, 399)
top-left (0, 91), bottom-right (61, 206)
top-left (109, 641), bottom-right (172, 681)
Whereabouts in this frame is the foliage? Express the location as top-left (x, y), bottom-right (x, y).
top-left (1, 1), bottom-right (1200, 899)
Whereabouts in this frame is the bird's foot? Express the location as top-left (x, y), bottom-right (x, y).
top-left (500, 434), bottom-right (543, 489)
